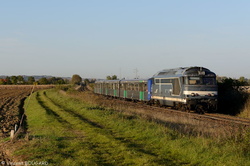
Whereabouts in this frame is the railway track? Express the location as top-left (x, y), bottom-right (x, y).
top-left (104, 96), bottom-right (250, 127)
top-left (85, 91), bottom-right (250, 130)
top-left (204, 113), bottom-right (250, 126)
top-left (151, 106), bottom-right (250, 127)
top-left (141, 104), bottom-right (250, 127)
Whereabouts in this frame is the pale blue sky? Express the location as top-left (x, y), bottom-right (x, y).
top-left (1, 1), bottom-right (250, 79)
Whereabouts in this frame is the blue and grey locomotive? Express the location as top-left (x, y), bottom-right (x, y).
top-left (94, 66), bottom-right (218, 113)
top-left (149, 67), bottom-right (218, 113)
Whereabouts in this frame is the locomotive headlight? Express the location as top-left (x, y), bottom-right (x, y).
top-left (211, 93), bottom-right (215, 97)
top-left (191, 93), bottom-right (195, 97)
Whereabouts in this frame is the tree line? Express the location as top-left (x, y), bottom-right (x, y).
top-left (0, 74), bottom-right (96, 86)
top-left (0, 76), bottom-right (68, 85)
top-left (106, 75), bottom-right (118, 80)
top-left (217, 76), bottom-right (250, 86)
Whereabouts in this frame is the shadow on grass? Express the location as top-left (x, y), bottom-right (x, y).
top-left (44, 92), bottom-right (188, 165)
top-left (43, 92), bottom-right (105, 129)
top-left (36, 92), bottom-right (71, 126)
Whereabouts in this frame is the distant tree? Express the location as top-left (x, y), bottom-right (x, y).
top-left (48, 77), bottom-right (56, 84)
top-left (216, 76), bottom-right (228, 83)
top-left (38, 77), bottom-right (49, 85)
top-left (10, 76), bottom-right (17, 84)
top-left (238, 76), bottom-right (248, 86)
top-left (106, 75), bottom-right (118, 80)
top-left (56, 78), bottom-right (66, 84)
top-left (106, 76), bottom-right (112, 80)
top-left (71, 74), bottom-right (82, 85)
top-left (17, 75), bottom-right (25, 84)
top-left (64, 79), bottom-right (70, 84)
top-left (112, 75), bottom-right (118, 80)
top-left (5, 76), bottom-right (11, 84)
top-left (90, 79), bottom-right (96, 83)
top-left (84, 79), bottom-right (90, 85)
top-left (27, 76), bottom-right (35, 85)
top-left (47, 77), bottom-right (66, 84)
top-left (0, 79), bottom-right (5, 85)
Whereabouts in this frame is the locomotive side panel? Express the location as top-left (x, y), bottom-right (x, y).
top-left (151, 77), bottom-right (185, 106)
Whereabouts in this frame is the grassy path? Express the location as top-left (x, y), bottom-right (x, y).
top-left (19, 90), bottom-right (187, 165)
top-left (15, 89), bottom-right (250, 166)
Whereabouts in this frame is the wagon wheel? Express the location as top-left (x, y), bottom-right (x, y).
top-left (195, 104), bottom-right (205, 114)
top-left (181, 105), bottom-right (187, 112)
top-left (186, 105), bottom-right (191, 113)
top-left (176, 103), bottom-right (182, 110)
top-left (155, 100), bottom-right (161, 107)
top-left (147, 99), bottom-right (154, 106)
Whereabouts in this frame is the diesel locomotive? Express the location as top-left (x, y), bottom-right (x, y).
top-left (94, 66), bottom-right (218, 113)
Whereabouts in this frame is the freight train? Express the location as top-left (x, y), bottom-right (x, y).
top-left (94, 66), bottom-right (218, 113)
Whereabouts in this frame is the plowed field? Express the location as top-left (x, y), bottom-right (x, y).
top-left (0, 89), bottom-right (30, 137)
top-left (0, 85), bottom-right (55, 137)
top-left (0, 85), bottom-right (55, 164)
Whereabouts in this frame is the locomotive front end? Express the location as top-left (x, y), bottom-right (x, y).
top-left (183, 67), bottom-right (218, 113)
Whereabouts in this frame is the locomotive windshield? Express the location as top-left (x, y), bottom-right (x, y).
top-left (186, 76), bottom-right (216, 85)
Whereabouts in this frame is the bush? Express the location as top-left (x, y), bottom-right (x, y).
top-left (218, 78), bottom-right (249, 115)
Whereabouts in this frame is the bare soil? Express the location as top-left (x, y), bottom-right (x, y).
top-left (0, 85), bottom-right (54, 164)
top-left (0, 89), bottom-right (30, 137)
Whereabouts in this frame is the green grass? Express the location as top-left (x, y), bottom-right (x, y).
top-left (239, 98), bottom-right (250, 118)
top-left (15, 89), bottom-right (250, 166)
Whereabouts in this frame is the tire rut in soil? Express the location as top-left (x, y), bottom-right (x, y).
top-left (43, 91), bottom-right (104, 129)
top-left (42, 91), bottom-right (175, 165)
top-left (36, 92), bottom-right (110, 165)
top-left (36, 92), bottom-right (72, 127)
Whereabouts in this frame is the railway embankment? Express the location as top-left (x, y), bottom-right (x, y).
top-left (69, 90), bottom-right (250, 138)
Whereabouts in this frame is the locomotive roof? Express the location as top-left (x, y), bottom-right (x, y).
top-left (153, 66), bottom-right (216, 78)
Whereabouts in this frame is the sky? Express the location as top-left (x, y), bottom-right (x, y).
top-left (1, 0), bottom-right (250, 79)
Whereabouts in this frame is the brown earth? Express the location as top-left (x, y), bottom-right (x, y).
top-left (0, 85), bottom-right (55, 164)
top-left (0, 89), bottom-right (30, 137)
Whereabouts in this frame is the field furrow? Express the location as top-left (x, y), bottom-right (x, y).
top-left (0, 90), bottom-right (30, 137)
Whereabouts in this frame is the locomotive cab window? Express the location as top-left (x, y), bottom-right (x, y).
top-left (188, 77), bottom-right (201, 85)
top-left (203, 77), bottom-right (216, 85)
top-left (186, 77), bottom-right (216, 85)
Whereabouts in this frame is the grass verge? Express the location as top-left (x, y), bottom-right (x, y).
top-left (239, 98), bottom-right (250, 118)
top-left (14, 89), bottom-right (250, 165)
